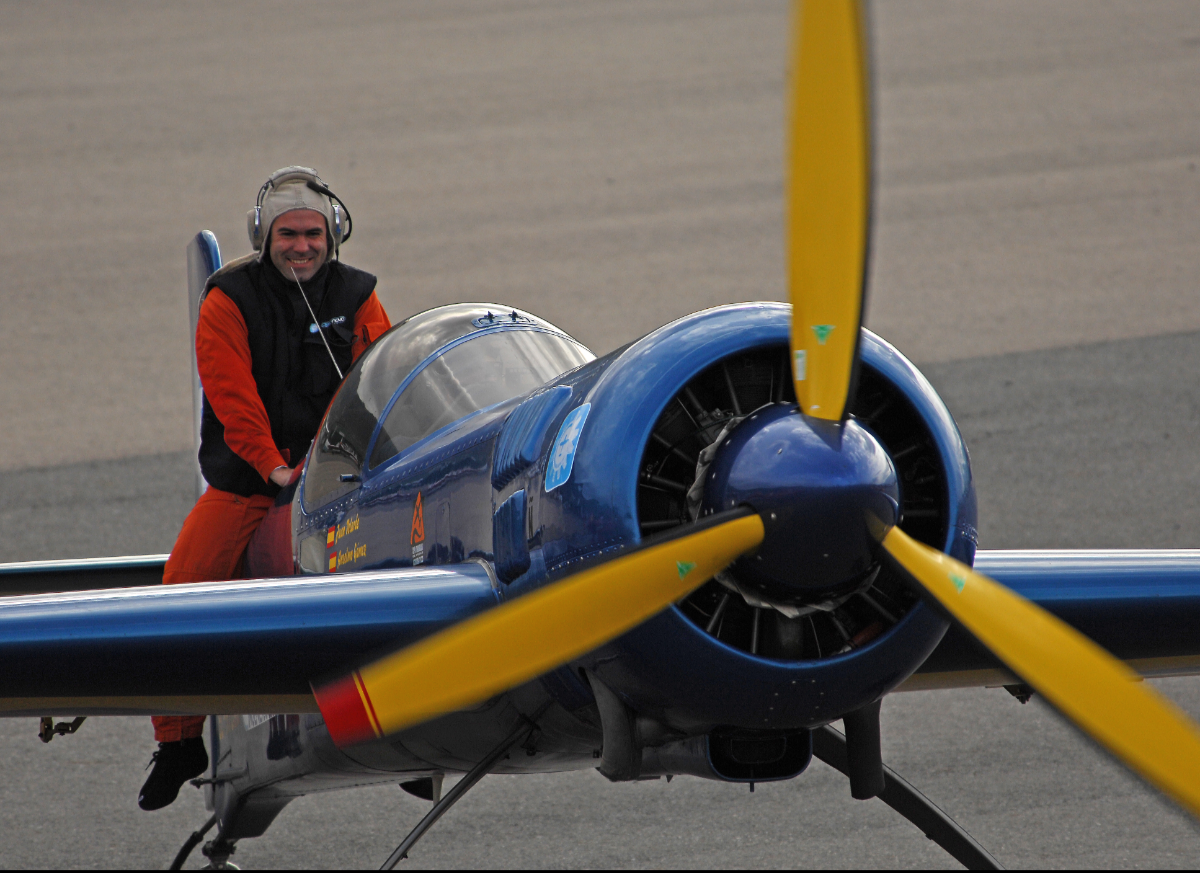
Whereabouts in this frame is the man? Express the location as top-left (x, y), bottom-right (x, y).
top-left (138, 167), bottom-right (391, 811)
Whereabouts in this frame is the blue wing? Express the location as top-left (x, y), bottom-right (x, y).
top-left (0, 555), bottom-right (168, 596)
top-left (907, 550), bottom-right (1200, 690)
top-left (0, 561), bottom-right (499, 716)
top-left (4, 549), bottom-right (1200, 713)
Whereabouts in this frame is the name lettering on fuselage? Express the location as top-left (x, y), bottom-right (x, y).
top-left (411, 492), bottom-right (425, 566)
top-left (333, 514), bottom-right (359, 544)
top-left (334, 541), bottom-right (368, 570)
top-left (326, 513), bottom-right (366, 571)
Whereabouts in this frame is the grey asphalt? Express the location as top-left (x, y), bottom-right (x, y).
top-left (4, 0), bottom-right (1200, 868)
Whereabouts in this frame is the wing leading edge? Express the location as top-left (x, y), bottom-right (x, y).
top-left (905, 550), bottom-right (1200, 690)
top-left (0, 555), bottom-right (168, 596)
top-left (5, 550), bottom-right (1197, 711)
top-left (0, 563), bottom-right (499, 716)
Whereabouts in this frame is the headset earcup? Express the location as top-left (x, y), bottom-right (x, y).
top-left (331, 203), bottom-right (344, 247)
top-left (247, 207), bottom-right (264, 250)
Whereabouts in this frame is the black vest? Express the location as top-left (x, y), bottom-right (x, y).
top-left (198, 256), bottom-right (377, 497)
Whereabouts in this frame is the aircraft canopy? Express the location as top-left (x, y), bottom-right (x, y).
top-left (303, 304), bottom-right (592, 510)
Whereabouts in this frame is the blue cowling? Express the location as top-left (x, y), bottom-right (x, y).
top-left (553, 306), bottom-right (973, 733)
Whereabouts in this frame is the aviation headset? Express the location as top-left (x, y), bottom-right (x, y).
top-left (247, 166), bottom-right (354, 257)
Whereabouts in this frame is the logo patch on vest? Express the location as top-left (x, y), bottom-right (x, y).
top-left (309, 315), bottom-right (347, 334)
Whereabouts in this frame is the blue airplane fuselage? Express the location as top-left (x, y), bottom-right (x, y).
top-left (228, 300), bottom-right (978, 803)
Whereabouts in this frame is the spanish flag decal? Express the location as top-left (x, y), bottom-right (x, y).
top-left (328, 552), bottom-right (337, 572)
top-left (326, 526), bottom-right (336, 548)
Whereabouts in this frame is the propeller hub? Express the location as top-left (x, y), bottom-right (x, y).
top-left (700, 404), bottom-right (898, 606)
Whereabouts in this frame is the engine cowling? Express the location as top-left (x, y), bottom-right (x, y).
top-left (521, 303), bottom-right (976, 775)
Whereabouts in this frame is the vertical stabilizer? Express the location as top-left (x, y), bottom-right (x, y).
top-left (185, 232), bottom-right (222, 502)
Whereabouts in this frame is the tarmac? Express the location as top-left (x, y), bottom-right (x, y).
top-left (3, 0), bottom-right (1200, 867)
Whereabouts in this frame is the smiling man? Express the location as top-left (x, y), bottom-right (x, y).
top-left (138, 167), bottom-right (391, 811)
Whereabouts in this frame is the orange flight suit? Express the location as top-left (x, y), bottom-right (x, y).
top-left (152, 286), bottom-right (390, 743)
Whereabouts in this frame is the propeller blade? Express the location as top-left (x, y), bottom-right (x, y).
top-left (882, 525), bottom-right (1200, 818)
top-left (788, 0), bottom-right (871, 421)
top-left (313, 511), bottom-right (765, 746)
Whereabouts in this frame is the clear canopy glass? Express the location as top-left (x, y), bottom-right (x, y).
top-left (302, 304), bottom-right (592, 511)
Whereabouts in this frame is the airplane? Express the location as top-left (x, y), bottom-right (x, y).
top-left (3, 2), bottom-right (1200, 870)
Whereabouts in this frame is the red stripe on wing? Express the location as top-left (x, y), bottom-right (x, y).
top-left (311, 672), bottom-right (379, 746)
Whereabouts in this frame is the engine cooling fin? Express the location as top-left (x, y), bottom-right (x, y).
top-left (635, 346), bottom-right (949, 661)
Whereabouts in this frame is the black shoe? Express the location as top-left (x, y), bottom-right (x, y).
top-left (138, 737), bottom-right (208, 811)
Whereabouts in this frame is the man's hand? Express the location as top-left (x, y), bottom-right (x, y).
top-left (269, 466), bottom-right (294, 487)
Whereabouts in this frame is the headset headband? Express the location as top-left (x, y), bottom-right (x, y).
top-left (248, 166), bottom-right (353, 256)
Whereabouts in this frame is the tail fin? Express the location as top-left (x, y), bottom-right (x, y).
top-left (185, 231), bottom-right (222, 502)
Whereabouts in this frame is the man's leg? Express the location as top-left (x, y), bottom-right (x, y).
top-left (139, 488), bottom-right (273, 811)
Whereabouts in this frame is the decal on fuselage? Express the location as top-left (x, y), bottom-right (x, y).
top-left (327, 513), bottom-right (367, 571)
top-left (411, 492), bottom-right (425, 566)
top-left (334, 541), bottom-right (368, 569)
top-left (545, 403), bottom-right (591, 492)
top-left (266, 714), bottom-right (303, 760)
top-left (333, 514), bottom-right (360, 543)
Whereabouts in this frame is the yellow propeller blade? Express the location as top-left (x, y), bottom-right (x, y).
top-left (313, 512), bottom-right (765, 746)
top-left (882, 525), bottom-right (1200, 818)
top-left (788, 0), bottom-right (871, 421)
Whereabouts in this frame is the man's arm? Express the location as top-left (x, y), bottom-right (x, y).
top-left (196, 288), bottom-right (289, 485)
top-left (350, 291), bottom-right (391, 364)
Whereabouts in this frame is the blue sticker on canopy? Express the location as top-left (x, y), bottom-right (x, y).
top-left (545, 403), bottom-right (591, 492)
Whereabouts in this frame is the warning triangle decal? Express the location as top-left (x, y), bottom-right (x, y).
top-left (410, 492), bottom-right (425, 545)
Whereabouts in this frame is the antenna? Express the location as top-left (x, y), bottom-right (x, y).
top-left (289, 266), bottom-right (344, 381)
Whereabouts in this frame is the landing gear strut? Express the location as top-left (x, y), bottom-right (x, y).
top-left (200, 834), bottom-right (238, 870)
top-left (169, 814), bottom-right (218, 870)
top-left (380, 703), bottom-right (551, 869)
top-left (813, 725), bottom-right (1003, 870)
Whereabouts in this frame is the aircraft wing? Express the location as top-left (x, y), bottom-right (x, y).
top-left (0, 562), bottom-right (499, 717)
top-left (5, 549), bottom-right (1200, 713)
top-left (905, 550), bottom-right (1200, 690)
top-left (0, 555), bottom-right (168, 595)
